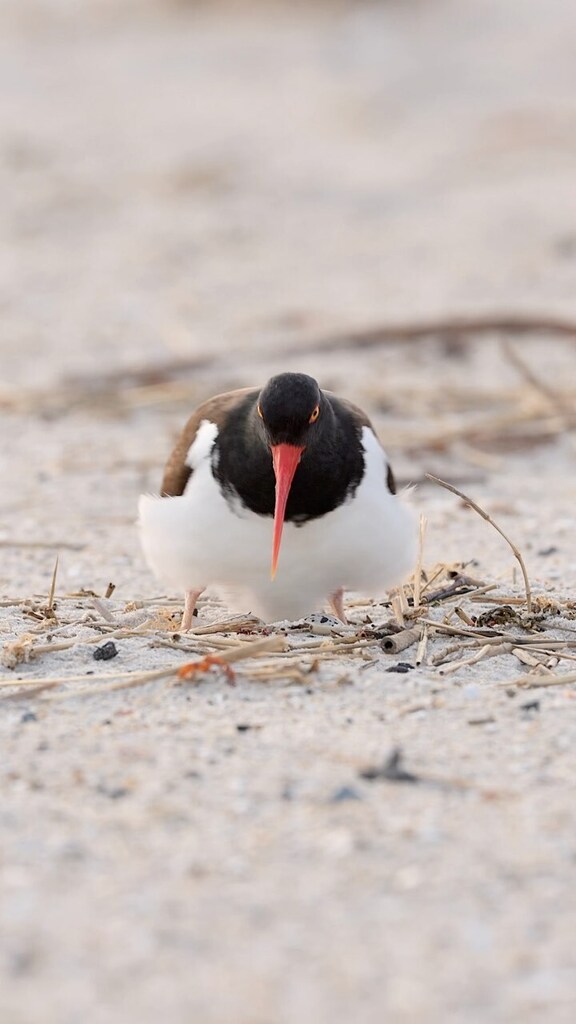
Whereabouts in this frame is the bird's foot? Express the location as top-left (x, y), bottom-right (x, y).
top-left (329, 588), bottom-right (348, 624)
top-left (177, 655), bottom-right (236, 686)
top-left (180, 588), bottom-right (205, 631)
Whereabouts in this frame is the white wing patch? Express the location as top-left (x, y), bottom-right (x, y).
top-left (185, 420), bottom-right (218, 471)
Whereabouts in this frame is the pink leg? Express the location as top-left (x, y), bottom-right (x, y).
top-left (329, 587), bottom-right (348, 624)
top-left (180, 588), bottom-right (205, 631)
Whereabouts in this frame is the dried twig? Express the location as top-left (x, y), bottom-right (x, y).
top-left (6, 636), bottom-right (289, 702)
top-left (291, 313), bottom-right (576, 358)
top-left (417, 618), bottom-right (513, 642)
top-left (91, 598), bottom-right (115, 623)
top-left (438, 642), bottom-right (513, 676)
top-left (181, 616), bottom-right (265, 636)
top-left (454, 606), bottom-right (475, 626)
top-left (381, 626), bottom-right (422, 655)
top-left (415, 625), bottom-right (429, 666)
top-left (512, 648), bottom-right (554, 670)
top-left (503, 669), bottom-right (576, 690)
top-left (390, 592), bottom-right (405, 628)
top-left (426, 474), bottom-right (532, 613)
top-left (419, 565), bottom-right (446, 597)
top-left (502, 339), bottom-right (576, 424)
top-left (412, 515), bottom-right (427, 611)
top-left (46, 557), bottom-right (59, 617)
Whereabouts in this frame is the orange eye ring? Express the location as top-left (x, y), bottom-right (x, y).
top-left (309, 405), bottom-right (320, 424)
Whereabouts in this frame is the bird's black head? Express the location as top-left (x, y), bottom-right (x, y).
top-left (213, 371), bottom-right (364, 581)
top-left (255, 373), bottom-right (325, 578)
top-left (256, 372), bottom-right (323, 446)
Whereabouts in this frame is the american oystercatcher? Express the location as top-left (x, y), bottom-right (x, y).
top-left (139, 373), bottom-right (416, 627)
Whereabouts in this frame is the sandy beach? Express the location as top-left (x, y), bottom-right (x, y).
top-left (1, 2), bottom-right (576, 1021)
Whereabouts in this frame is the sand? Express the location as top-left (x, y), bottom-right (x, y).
top-left (1, 2), bottom-right (576, 1022)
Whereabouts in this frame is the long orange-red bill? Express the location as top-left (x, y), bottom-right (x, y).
top-left (270, 443), bottom-right (305, 579)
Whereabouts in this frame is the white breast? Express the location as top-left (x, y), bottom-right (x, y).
top-left (139, 422), bottom-right (416, 621)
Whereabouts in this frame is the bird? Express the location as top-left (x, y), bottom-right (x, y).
top-left (138, 372), bottom-right (416, 628)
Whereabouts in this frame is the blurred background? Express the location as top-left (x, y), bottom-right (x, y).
top-left (0, 0), bottom-right (575, 588)
top-left (2, 0), bottom-right (575, 387)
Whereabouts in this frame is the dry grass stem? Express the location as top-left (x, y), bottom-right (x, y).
top-left (439, 642), bottom-right (513, 676)
top-left (454, 606), bottom-right (475, 626)
top-left (417, 618), bottom-right (513, 642)
top-left (412, 515), bottom-right (427, 611)
top-left (430, 642), bottom-right (474, 667)
top-left (419, 565), bottom-right (446, 597)
top-left (394, 409), bottom-right (569, 452)
top-left (534, 649), bottom-right (576, 664)
top-left (47, 556), bottom-right (59, 615)
top-left (511, 648), bottom-right (555, 673)
top-left (2, 538), bottom-right (574, 701)
top-left (177, 635), bottom-right (288, 672)
top-left (502, 339), bottom-right (576, 427)
top-left (294, 313), bottom-right (576, 359)
top-left (415, 626), bottom-right (429, 666)
top-left (91, 598), bottom-right (115, 623)
top-left (1, 636), bottom-right (289, 702)
top-left (426, 474), bottom-right (533, 613)
top-left (503, 669), bottom-right (576, 690)
top-left (182, 616), bottom-right (265, 636)
top-left (382, 626), bottom-right (422, 655)
top-left (390, 592), bottom-right (405, 628)
top-left (398, 585), bottom-right (410, 617)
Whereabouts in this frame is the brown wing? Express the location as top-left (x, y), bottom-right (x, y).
top-left (160, 387), bottom-right (259, 497)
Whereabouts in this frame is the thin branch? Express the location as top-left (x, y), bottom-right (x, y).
top-left (426, 474), bottom-right (532, 613)
top-left (47, 556), bottom-right (59, 615)
top-left (412, 515), bottom-right (427, 611)
top-left (501, 339), bottom-right (574, 416)
top-left (287, 313), bottom-right (576, 358)
top-left (501, 338), bottom-right (576, 446)
top-left (503, 669), bottom-right (576, 690)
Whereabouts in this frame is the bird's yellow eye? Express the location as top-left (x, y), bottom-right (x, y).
top-left (257, 404), bottom-right (263, 418)
top-left (309, 405), bottom-right (320, 424)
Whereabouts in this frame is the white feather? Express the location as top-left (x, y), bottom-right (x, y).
top-left (139, 422), bottom-right (416, 620)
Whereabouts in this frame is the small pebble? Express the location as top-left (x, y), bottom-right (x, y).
top-left (360, 748), bottom-right (419, 784)
top-left (385, 662), bottom-right (414, 674)
top-left (20, 711), bottom-right (37, 723)
top-left (93, 641), bottom-right (118, 661)
top-left (330, 786), bottom-right (362, 803)
top-left (97, 784), bottom-right (129, 799)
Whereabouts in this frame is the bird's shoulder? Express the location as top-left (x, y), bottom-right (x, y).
top-left (324, 392), bottom-right (397, 494)
top-left (161, 387), bottom-right (259, 497)
top-left (324, 391), bottom-right (375, 432)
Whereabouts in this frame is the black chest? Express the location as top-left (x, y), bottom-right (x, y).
top-left (212, 399), bottom-right (365, 521)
